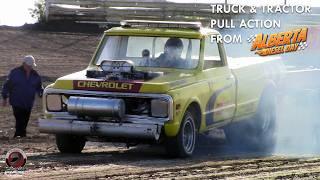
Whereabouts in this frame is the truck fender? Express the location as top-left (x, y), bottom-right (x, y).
top-left (164, 97), bottom-right (202, 137)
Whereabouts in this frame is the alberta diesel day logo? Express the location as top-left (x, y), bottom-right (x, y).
top-left (249, 28), bottom-right (308, 56)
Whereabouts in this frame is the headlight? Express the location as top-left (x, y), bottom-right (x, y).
top-left (46, 94), bottom-right (62, 112)
top-left (151, 99), bottom-right (169, 118)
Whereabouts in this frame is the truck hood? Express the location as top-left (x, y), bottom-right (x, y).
top-left (51, 70), bottom-right (197, 93)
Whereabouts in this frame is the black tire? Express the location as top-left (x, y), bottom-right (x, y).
top-left (224, 88), bottom-right (276, 152)
top-left (56, 134), bottom-right (86, 153)
top-left (165, 110), bottom-right (197, 158)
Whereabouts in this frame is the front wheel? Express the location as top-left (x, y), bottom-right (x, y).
top-left (165, 110), bottom-right (197, 158)
top-left (56, 134), bottom-right (86, 153)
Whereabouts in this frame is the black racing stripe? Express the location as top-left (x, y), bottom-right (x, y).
top-left (205, 85), bottom-right (232, 126)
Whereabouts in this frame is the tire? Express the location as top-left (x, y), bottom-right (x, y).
top-left (165, 110), bottom-right (197, 158)
top-left (224, 88), bottom-right (276, 152)
top-left (56, 134), bottom-right (86, 153)
top-left (253, 89), bottom-right (276, 151)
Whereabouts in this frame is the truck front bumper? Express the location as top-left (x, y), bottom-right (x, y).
top-left (38, 119), bottom-right (162, 140)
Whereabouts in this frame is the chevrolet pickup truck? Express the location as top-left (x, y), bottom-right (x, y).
top-left (39, 20), bottom-right (284, 157)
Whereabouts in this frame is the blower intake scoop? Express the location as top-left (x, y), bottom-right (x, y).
top-left (101, 60), bottom-right (134, 74)
top-left (86, 60), bottom-right (163, 81)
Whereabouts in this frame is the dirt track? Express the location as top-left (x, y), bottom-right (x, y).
top-left (2, 139), bottom-right (320, 179)
top-left (1, 28), bottom-right (320, 179)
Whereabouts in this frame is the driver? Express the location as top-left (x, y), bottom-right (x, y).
top-left (155, 38), bottom-right (185, 68)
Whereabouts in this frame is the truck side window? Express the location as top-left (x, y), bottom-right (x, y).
top-left (204, 37), bottom-right (223, 69)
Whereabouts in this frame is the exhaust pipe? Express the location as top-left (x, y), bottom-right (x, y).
top-left (39, 119), bottom-right (161, 140)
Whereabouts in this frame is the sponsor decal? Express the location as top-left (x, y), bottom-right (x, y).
top-left (205, 85), bottom-right (232, 126)
top-left (250, 28), bottom-right (308, 56)
top-left (73, 80), bottom-right (142, 92)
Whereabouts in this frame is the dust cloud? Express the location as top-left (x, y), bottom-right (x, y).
top-left (218, 12), bottom-right (320, 156)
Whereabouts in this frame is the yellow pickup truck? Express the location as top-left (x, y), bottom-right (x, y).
top-left (39, 20), bottom-right (284, 157)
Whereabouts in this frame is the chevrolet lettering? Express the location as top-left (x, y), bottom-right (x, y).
top-left (76, 81), bottom-right (135, 90)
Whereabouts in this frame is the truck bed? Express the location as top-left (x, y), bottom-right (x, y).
top-left (228, 56), bottom-right (285, 119)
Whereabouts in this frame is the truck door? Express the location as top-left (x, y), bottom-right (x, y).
top-left (202, 36), bottom-right (236, 128)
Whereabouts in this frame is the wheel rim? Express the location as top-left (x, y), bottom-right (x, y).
top-left (261, 104), bottom-right (274, 134)
top-left (261, 110), bottom-right (271, 132)
top-left (182, 116), bottom-right (195, 154)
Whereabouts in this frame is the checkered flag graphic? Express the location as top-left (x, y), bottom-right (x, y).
top-left (247, 35), bottom-right (256, 43)
top-left (297, 42), bottom-right (308, 51)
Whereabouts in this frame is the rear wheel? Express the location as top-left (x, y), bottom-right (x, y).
top-left (56, 134), bottom-right (86, 153)
top-left (224, 88), bottom-right (276, 152)
top-left (165, 110), bottom-right (197, 158)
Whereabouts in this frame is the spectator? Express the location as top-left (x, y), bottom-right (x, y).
top-left (1, 55), bottom-right (43, 138)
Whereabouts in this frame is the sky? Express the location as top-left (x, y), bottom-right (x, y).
top-left (0, 0), bottom-right (37, 26)
top-left (0, 0), bottom-right (319, 26)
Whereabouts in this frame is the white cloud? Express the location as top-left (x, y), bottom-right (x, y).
top-left (0, 0), bottom-right (37, 26)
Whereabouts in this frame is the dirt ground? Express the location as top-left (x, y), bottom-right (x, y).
top-left (1, 28), bottom-right (320, 179)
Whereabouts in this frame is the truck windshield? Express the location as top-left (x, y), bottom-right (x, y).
top-left (94, 36), bottom-right (200, 69)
